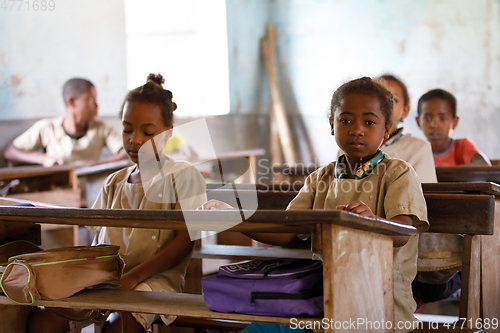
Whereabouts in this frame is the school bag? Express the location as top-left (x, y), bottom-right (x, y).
top-left (202, 258), bottom-right (323, 317)
top-left (0, 244), bottom-right (124, 305)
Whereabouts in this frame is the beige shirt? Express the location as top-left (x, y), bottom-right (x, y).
top-left (91, 159), bottom-right (207, 294)
top-left (13, 117), bottom-right (123, 163)
top-left (287, 154), bottom-right (429, 332)
top-left (382, 134), bottom-right (437, 183)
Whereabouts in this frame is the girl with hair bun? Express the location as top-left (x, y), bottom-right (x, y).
top-left (27, 74), bottom-right (207, 333)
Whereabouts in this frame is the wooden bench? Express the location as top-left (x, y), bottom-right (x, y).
top-left (0, 206), bottom-right (416, 333)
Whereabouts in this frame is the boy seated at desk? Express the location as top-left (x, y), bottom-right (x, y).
top-left (416, 88), bottom-right (491, 166)
top-left (3, 78), bottom-right (127, 167)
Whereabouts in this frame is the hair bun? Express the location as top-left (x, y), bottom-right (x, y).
top-left (147, 73), bottom-right (165, 87)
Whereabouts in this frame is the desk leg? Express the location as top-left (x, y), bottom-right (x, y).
top-left (322, 224), bottom-right (394, 333)
top-left (481, 200), bottom-right (500, 322)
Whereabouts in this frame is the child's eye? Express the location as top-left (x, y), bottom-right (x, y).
top-left (123, 129), bottom-right (132, 134)
top-left (424, 116), bottom-right (432, 122)
top-left (145, 132), bottom-right (155, 137)
top-left (440, 117), bottom-right (447, 121)
top-left (339, 118), bottom-right (350, 124)
top-left (366, 121), bottom-right (375, 125)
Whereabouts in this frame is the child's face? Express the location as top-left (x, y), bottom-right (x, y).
top-left (331, 93), bottom-right (390, 165)
top-left (121, 101), bottom-right (169, 164)
top-left (384, 80), bottom-right (410, 133)
top-left (416, 98), bottom-right (458, 146)
top-left (73, 87), bottom-right (98, 122)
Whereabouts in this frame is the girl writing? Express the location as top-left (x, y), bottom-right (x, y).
top-left (28, 74), bottom-right (207, 333)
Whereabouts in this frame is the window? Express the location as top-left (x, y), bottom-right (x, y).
top-left (125, 0), bottom-right (230, 116)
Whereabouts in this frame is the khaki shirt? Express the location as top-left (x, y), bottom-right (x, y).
top-left (13, 117), bottom-right (123, 163)
top-left (288, 154), bottom-right (429, 333)
top-left (91, 159), bottom-right (207, 294)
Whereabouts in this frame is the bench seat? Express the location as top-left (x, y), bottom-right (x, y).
top-left (0, 290), bottom-right (320, 326)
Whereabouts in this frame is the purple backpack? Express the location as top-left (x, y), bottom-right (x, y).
top-left (202, 258), bottom-right (323, 317)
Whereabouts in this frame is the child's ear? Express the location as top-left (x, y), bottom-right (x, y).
top-left (416, 116), bottom-right (421, 129)
top-left (452, 116), bottom-right (459, 129)
top-left (66, 97), bottom-right (75, 108)
top-left (402, 105), bottom-right (410, 120)
top-left (329, 118), bottom-right (334, 136)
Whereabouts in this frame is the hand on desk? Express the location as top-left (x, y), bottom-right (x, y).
top-left (197, 199), bottom-right (234, 210)
top-left (336, 200), bottom-right (375, 219)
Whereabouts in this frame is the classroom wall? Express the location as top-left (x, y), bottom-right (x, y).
top-left (226, 0), bottom-right (500, 164)
top-left (0, 0), bottom-right (127, 120)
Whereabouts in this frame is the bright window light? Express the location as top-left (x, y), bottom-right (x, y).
top-left (124, 0), bottom-right (230, 116)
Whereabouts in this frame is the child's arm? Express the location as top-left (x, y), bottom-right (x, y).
top-left (336, 200), bottom-right (412, 247)
top-left (3, 144), bottom-right (63, 167)
top-left (117, 230), bottom-right (194, 290)
top-left (197, 200), bottom-right (298, 246)
top-left (470, 152), bottom-right (492, 166)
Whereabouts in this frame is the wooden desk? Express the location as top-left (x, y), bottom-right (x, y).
top-left (75, 160), bottom-right (132, 208)
top-left (0, 207), bottom-right (415, 333)
top-left (0, 165), bottom-right (81, 248)
top-left (436, 166), bottom-right (500, 183)
top-left (422, 181), bottom-right (500, 325)
top-left (198, 148), bottom-right (265, 184)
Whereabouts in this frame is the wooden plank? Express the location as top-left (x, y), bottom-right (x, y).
top-left (322, 224), bottom-right (393, 333)
top-left (425, 194), bottom-right (494, 235)
top-left (0, 291), bottom-right (320, 326)
top-left (192, 244), bottom-right (312, 260)
top-left (481, 199), bottom-right (500, 323)
top-left (0, 164), bottom-right (76, 180)
top-left (436, 166), bottom-right (500, 183)
top-left (0, 208), bottom-right (418, 237)
top-left (0, 220), bottom-right (40, 245)
top-left (261, 23), bottom-right (298, 165)
top-left (8, 188), bottom-right (81, 208)
top-left (459, 235), bottom-right (481, 326)
top-left (422, 182), bottom-right (500, 196)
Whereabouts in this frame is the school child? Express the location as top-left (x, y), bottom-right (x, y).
top-left (374, 77), bottom-right (462, 310)
top-left (200, 77), bottom-right (429, 333)
top-left (27, 74), bottom-right (207, 333)
top-left (375, 75), bottom-right (437, 183)
top-left (3, 78), bottom-right (128, 167)
top-left (416, 88), bottom-right (491, 166)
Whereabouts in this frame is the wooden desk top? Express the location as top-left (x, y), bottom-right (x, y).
top-left (422, 181), bottom-right (500, 196)
top-left (0, 206), bottom-right (416, 236)
top-left (0, 164), bottom-right (77, 180)
top-left (436, 166), bottom-right (500, 183)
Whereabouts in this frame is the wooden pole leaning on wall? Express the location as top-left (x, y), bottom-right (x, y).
top-left (260, 23), bottom-right (299, 166)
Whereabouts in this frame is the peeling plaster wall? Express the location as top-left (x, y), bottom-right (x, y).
top-left (226, 0), bottom-right (500, 163)
top-left (0, 0), bottom-right (127, 120)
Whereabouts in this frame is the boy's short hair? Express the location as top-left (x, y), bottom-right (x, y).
top-left (330, 76), bottom-right (394, 128)
top-left (417, 89), bottom-right (457, 118)
top-left (379, 74), bottom-right (410, 107)
top-left (62, 78), bottom-right (94, 103)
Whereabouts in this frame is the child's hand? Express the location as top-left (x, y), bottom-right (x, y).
top-left (116, 272), bottom-right (140, 291)
top-left (336, 200), bottom-right (376, 219)
top-left (197, 200), bottom-right (234, 210)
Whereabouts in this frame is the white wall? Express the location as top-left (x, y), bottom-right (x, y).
top-left (0, 0), bottom-right (127, 120)
top-left (226, 0), bottom-right (500, 162)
